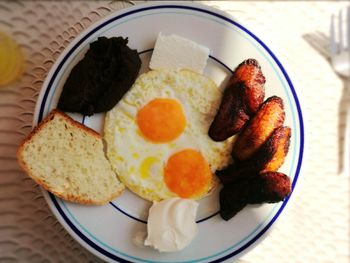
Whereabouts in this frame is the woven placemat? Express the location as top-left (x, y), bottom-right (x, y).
top-left (0, 1), bottom-right (349, 262)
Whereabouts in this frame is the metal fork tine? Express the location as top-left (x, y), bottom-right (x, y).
top-left (330, 14), bottom-right (337, 56)
top-left (339, 9), bottom-right (343, 51)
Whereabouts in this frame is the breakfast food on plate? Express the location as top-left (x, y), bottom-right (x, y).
top-left (229, 59), bottom-right (266, 115)
top-left (149, 32), bottom-right (210, 74)
top-left (232, 96), bottom-right (285, 161)
top-left (144, 197), bottom-right (198, 252)
top-left (240, 126), bottom-right (292, 173)
top-left (219, 171), bottom-right (291, 220)
top-left (104, 69), bottom-right (233, 201)
top-left (208, 59), bottom-right (266, 141)
top-left (22, 27), bottom-right (294, 250)
top-left (17, 110), bottom-right (124, 204)
top-left (204, 57), bottom-right (292, 221)
top-left (58, 36), bottom-right (141, 116)
top-left (217, 94), bottom-right (291, 220)
top-left (217, 126), bottom-right (291, 184)
top-left (247, 172), bottom-right (291, 204)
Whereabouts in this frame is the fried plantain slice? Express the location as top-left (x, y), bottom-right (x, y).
top-left (217, 126), bottom-right (291, 185)
top-left (232, 96), bottom-right (285, 161)
top-left (216, 162), bottom-right (258, 185)
top-left (219, 177), bottom-right (251, 220)
top-left (219, 171), bottom-right (291, 220)
top-left (248, 171), bottom-right (292, 204)
top-left (209, 59), bottom-right (265, 141)
top-left (260, 126), bottom-right (291, 172)
top-left (236, 126), bottom-right (291, 173)
top-left (228, 58), bottom-right (266, 115)
top-left (208, 84), bottom-right (249, 141)
top-left (216, 163), bottom-right (240, 185)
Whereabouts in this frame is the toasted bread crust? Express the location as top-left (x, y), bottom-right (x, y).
top-left (17, 110), bottom-right (101, 154)
top-left (16, 109), bottom-right (124, 205)
top-left (25, 171), bottom-right (124, 205)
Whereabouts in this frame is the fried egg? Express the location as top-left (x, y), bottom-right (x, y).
top-left (104, 69), bottom-right (233, 201)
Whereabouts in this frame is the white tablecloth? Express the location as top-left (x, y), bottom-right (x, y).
top-left (0, 1), bottom-right (349, 262)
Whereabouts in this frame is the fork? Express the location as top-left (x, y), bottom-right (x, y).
top-left (330, 6), bottom-right (350, 176)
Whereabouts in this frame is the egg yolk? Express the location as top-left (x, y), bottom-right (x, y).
top-left (136, 98), bottom-right (186, 143)
top-left (164, 149), bottom-right (212, 198)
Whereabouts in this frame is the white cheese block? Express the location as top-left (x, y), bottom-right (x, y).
top-left (149, 33), bottom-right (210, 74)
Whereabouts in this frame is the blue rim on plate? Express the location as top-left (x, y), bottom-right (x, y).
top-left (37, 4), bottom-right (304, 263)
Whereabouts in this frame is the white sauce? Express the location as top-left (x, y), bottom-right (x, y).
top-left (144, 197), bottom-right (198, 252)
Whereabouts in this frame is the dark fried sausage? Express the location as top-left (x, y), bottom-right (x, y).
top-left (232, 96), bottom-right (285, 161)
top-left (209, 59), bottom-right (265, 141)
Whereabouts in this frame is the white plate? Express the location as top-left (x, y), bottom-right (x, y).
top-left (33, 2), bottom-right (304, 262)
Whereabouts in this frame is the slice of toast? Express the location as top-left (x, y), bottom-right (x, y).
top-left (17, 109), bottom-right (124, 205)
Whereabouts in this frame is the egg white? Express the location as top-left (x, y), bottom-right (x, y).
top-left (104, 69), bottom-right (233, 201)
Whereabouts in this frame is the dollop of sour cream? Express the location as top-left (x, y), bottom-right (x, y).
top-left (144, 197), bottom-right (198, 252)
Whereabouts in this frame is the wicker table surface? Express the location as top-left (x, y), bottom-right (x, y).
top-left (0, 1), bottom-right (349, 262)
